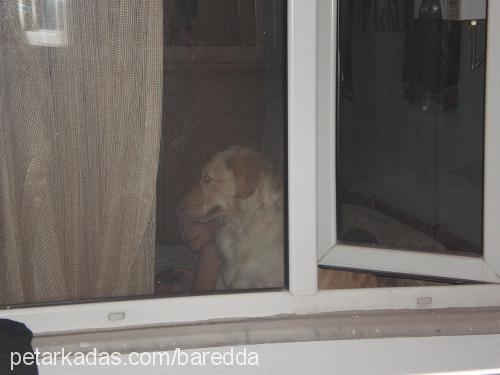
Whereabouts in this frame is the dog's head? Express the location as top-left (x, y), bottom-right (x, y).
top-left (179, 146), bottom-right (266, 222)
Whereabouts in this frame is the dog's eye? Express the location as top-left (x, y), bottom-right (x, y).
top-left (202, 175), bottom-right (213, 184)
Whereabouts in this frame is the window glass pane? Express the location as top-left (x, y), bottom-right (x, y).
top-left (157, 0), bottom-right (287, 296)
top-left (0, 0), bottom-right (287, 308)
top-left (336, 0), bottom-right (487, 256)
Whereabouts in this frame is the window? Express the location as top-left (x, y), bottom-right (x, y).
top-left (158, 0), bottom-right (287, 295)
top-left (319, 0), bottom-right (500, 284)
top-left (1, 0), bottom-right (287, 308)
top-left (1, 0), bottom-right (500, 336)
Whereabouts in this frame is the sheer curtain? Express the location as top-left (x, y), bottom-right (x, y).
top-left (0, 0), bottom-right (163, 305)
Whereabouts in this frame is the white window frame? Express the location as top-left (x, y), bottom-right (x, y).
top-left (2, 0), bottom-right (500, 335)
top-left (318, 0), bottom-right (500, 284)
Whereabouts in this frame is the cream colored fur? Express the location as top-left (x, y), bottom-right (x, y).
top-left (181, 146), bottom-right (284, 290)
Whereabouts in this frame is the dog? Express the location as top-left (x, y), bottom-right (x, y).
top-left (179, 146), bottom-right (284, 290)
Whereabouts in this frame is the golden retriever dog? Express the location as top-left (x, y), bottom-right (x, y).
top-left (179, 146), bottom-right (284, 290)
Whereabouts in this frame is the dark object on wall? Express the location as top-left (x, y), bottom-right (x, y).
top-left (416, 0), bottom-right (443, 20)
top-left (414, 0), bottom-right (487, 21)
top-left (0, 319), bottom-right (38, 374)
top-left (403, 1), bottom-right (461, 105)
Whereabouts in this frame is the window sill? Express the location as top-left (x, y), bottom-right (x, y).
top-left (33, 307), bottom-right (500, 354)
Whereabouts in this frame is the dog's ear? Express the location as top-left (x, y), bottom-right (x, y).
top-left (227, 150), bottom-right (263, 199)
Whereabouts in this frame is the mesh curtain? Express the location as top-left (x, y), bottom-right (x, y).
top-left (0, 0), bottom-right (163, 305)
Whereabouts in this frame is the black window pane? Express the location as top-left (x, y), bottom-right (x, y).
top-left (337, 0), bottom-right (486, 256)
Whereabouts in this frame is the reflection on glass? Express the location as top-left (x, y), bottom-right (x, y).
top-left (18, 0), bottom-right (68, 46)
top-left (337, 0), bottom-right (486, 256)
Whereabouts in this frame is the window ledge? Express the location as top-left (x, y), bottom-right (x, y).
top-left (33, 307), bottom-right (500, 354)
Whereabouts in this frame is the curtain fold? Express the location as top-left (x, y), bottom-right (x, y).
top-left (0, 0), bottom-right (163, 305)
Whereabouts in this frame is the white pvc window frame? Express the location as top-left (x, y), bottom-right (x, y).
top-left (318, 0), bottom-right (500, 284)
top-left (2, 0), bottom-right (500, 335)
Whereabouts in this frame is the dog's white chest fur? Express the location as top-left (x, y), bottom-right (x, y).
top-left (215, 183), bottom-right (284, 290)
top-left (181, 146), bottom-right (285, 291)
